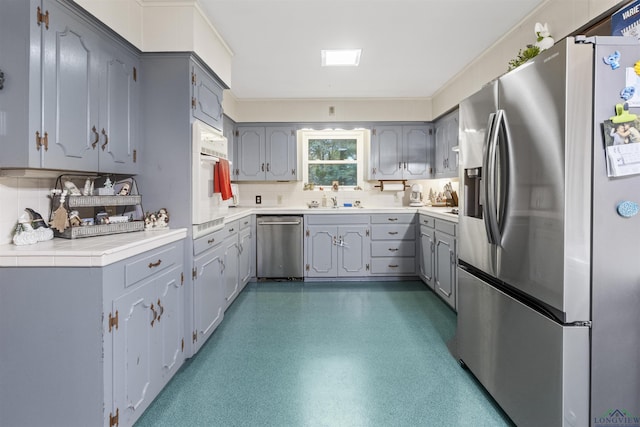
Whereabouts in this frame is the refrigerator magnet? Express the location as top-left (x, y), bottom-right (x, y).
top-left (634, 60), bottom-right (640, 76)
top-left (621, 86), bottom-right (636, 100)
top-left (617, 201), bottom-right (639, 218)
top-left (603, 51), bottom-right (621, 70)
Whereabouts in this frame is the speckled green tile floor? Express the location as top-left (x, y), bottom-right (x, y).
top-left (135, 281), bottom-right (514, 427)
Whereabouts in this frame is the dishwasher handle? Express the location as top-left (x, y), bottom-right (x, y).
top-left (257, 220), bottom-right (301, 226)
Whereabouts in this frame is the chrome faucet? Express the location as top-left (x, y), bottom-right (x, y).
top-left (331, 197), bottom-right (338, 207)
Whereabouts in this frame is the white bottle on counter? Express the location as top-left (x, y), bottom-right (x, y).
top-left (322, 193), bottom-right (327, 207)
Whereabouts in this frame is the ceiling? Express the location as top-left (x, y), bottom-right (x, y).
top-left (199, 0), bottom-right (546, 100)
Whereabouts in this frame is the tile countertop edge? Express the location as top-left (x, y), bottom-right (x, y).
top-left (0, 228), bottom-right (188, 268)
top-left (225, 206), bottom-right (458, 223)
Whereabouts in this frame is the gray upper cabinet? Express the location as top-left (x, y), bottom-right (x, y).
top-left (434, 109), bottom-right (459, 178)
top-left (0, 0), bottom-right (139, 174)
top-left (192, 61), bottom-right (224, 131)
top-left (234, 125), bottom-right (297, 181)
top-left (369, 124), bottom-right (433, 180)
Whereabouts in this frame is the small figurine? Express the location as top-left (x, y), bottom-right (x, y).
top-left (63, 180), bottom-right (82, 196)
top-left (156, 208), bottom-right (170, 228)
top-left (69, 210), bottom-right (82, 227)
top-left (13, 212), bottom-right (38, 246)
top-left (603, 51), bottom-right (621, 70)
top-left (25, 208), bottom-right (53, 241)
top-left (117, 182), bottom-right (131, 196)
top-left (82, 178), bottom-right (94, 196)
top-left (144, 212), bottom-right (157, 230)
top-left (98, 177), bottom-right (115, 195)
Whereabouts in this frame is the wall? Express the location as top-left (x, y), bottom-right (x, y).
top-left (75, 0), bottom-right (233, 87)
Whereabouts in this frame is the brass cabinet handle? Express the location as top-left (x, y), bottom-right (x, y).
top-left (207, 238), bottom-right (215, 244)
top-left (261, 163), bottom-right (265, 171)
top-left (150, 303), bottom-right (158, 326)
top-left (388, 218), bottom-right (398, 222)
top-left (266, 163), bottom-right (270, 172)
top-left (157, 299), bottom-right (164, 322)
top-left (148, 259), bottom-right (162, 268)
top-left (388, 264), bottom-right (399, 268)
top-left (388, 248), bottom-right (399, 252)
top-left (91, 126), bottom-right (99, 149)
top-left (388, 231), bottom-right (398, 235)
top-left (101, 128), bottom-right (109, 150)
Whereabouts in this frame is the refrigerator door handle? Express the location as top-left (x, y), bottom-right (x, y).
top-left (494, 110), bottom-right (510, 243)
top-left (483, 112), bottom-right (501, 245)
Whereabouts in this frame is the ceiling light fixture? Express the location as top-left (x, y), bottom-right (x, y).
top-left (321, 49), bottom-right (362, 66)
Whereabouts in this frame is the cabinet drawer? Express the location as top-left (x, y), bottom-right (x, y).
top-left (419, 214), bottom-right (435, 228)
top-left (125, 243), bottom-right (182, 288)
top-left (370, 257), bottom-right (416, 274)
top-left (370, 213), bottom-right (415, 224)
top-left (371, 241), bottom-right (416, 257)
top-left (305, 214), bottom-right (369, 225)
top-left (371, 224), bottom-right (415, 240)
top-left (194, 227), bottom-right (226, 255)
top-left (435, 219), bottom-right (456, 236)
top-left (223, 220), bottom-right (240, 237)
top-left (238, 216), bottom-right (252, 230)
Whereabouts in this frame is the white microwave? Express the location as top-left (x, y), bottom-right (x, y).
top-left (192, 120), bottom-right (228, 237)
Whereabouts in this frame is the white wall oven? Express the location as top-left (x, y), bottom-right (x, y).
top-left (192, 120), bottom-right (229, 238)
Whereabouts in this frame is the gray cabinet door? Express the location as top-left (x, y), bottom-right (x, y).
top-left (434, 230), bottom-right (456, 309)
top-left (0, 0), bottom-right (43, 168)
top-left (337, 225), bottom-right (370, 276)
top-left (192, 61), bottom-right (224, 131)
top-left (402, 125), bottom-right (431, 179)
top-left (193, 244), bottom-right (225, 353)
top-left (223, 233), bottom-right (240, 309)
top-left (236, 126), bottom-right (266, 180)
top-left (156, 266), bottom-right (184, 381)
top-left (41, 1), bottom-right (100, 171)
top-left (370, 126), bottom-right (402, 179)
top-left (435, 109), bottom-right (459, 178)
top-left (306, 225), bottom-right (338, 277)
top-left (238, 226), bottom-right (253, 288)
top-left (420, 225), bottom-right (435, 289)
top-left (266, 126), bottom-right (297, 180)
top-left (98, 45), bottom-right (139, 174)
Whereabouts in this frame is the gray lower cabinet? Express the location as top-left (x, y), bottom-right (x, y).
top-left (238, 217), bottom-right (254, 289)
top-left (0, 239), bottom-right (185, 427)
top-left (419, 215), bottom-right (436, 288)
top-left (234, 125), bottom-right (298, 181)
top-left (305, 214), bottom-right (370, 277)
top-left (223, 221), bottom-right (241, 308)
top-left (192, 229), bottom-right (227, 353)
top-left (419, 214), bottom-right (457, 309)
top-left (0, 0), bottom-right (139, 173)
top-left (369, 213), bottom-right (417, 275)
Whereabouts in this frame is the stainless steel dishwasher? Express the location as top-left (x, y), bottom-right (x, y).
top-left (256, 215), bottom-right (304, 279)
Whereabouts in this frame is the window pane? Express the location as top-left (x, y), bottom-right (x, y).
top-left (309, 164), bottom-right (357, 186)
top-left (308, 139), bottom-right (357, 161)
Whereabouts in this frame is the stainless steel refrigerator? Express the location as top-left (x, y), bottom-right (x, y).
top-left (457, 36), bottom-right (640, 427)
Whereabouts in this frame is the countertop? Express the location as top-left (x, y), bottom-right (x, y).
top-left (0, 206), bottom-right (456, 268)
top-left (0, 228), bottom-right (187, 267)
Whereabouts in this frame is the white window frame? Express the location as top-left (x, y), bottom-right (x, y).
top-left (299, 129), bottom-right (368, 190)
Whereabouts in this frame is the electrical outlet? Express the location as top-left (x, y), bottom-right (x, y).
top-left (255, 195), bottom-right (262, 204)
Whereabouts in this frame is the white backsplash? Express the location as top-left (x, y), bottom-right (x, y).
top-left (233, 178), bottom-right (459, 209)
top-left (0, 177), bottom-right (56, 245)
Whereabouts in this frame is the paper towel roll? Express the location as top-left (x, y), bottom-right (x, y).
top-left (381, 183), bottom-right (405, 191)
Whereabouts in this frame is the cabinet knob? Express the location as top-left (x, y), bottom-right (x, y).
top-left (148, 259), bottom-right (162, 268)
